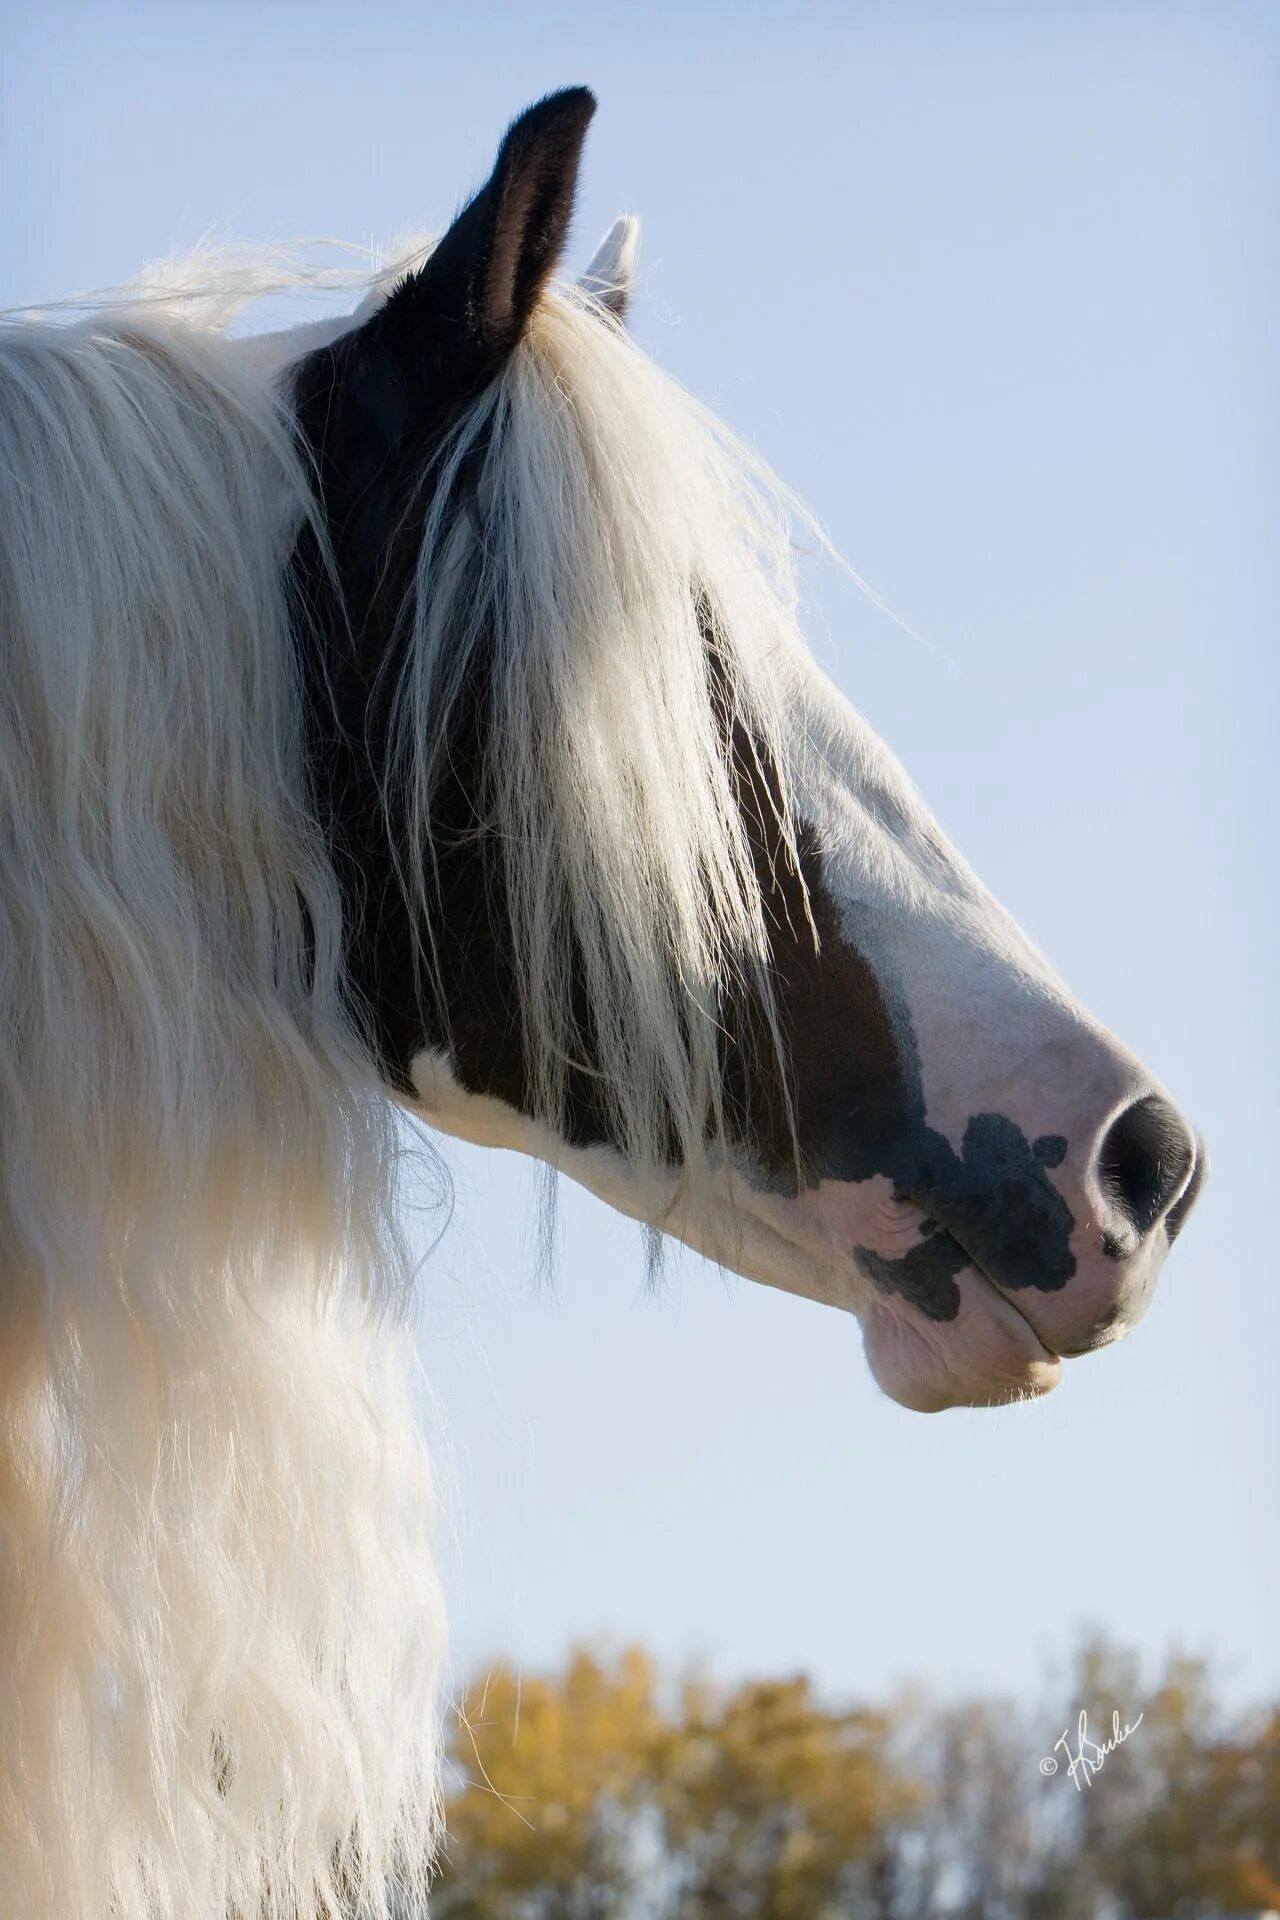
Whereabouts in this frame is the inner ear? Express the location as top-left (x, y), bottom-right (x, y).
top-left (380, 86), bottom-right (596, 381)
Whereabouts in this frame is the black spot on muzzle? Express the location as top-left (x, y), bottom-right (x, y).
top-left (722, 829), bottom-right (1079, 1322)
top-left (853, 1112), bottom-right (1077, 1322)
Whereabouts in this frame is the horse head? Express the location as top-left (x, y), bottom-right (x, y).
top-left (283, 87), bottom-right (1205, 1413)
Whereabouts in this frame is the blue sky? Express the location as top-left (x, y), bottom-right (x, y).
top-left (5, 2), bottom-right (1276, 1717)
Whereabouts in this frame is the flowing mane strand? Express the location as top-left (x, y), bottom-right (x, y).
top-left (0, 299), bottom-right (442, 1919)
top-left (387, 277), bottom-right (815, 1205)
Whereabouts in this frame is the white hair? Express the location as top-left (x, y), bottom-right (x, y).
top-left (0, 303), bottom-right (442, 1918)
top-left (0, 244), bottom-right (820, 1917)
top-left (388, 278), bottom-right (815, 1215)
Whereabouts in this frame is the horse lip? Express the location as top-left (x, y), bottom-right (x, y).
top-left (986, 1277), bottom-right (1062, 1362)
top-left (924, 1215), bottom-right (1063, 1363)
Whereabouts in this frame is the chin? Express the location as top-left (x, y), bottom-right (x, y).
top-left (858, 1275), bottom-right (1064, 1413)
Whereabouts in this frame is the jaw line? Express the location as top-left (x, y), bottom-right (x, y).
top-left (680, 1177), bottom-right (860, 1311)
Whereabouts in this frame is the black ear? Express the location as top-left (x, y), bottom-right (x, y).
top-left (380, 86), bottom-right (596, 382)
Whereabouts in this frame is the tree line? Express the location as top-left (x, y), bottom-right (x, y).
top-left (427, 1635), bottom-right (1279, 1919)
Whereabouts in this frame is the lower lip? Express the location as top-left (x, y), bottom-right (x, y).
top-left (964, 1255), bottom-right (1061, 1363)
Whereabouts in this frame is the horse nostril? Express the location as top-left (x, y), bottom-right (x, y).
top-left (1097, 1094), bottom-right (1197, 1246)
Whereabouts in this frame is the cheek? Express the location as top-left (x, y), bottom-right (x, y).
top-left (730, 828), bottom-right (920, 1184)
top-left (725, 1174), bottom-right (931, 1277)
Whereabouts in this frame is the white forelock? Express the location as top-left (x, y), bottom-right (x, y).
top-left (387, 277), bottom-right (824, 1211)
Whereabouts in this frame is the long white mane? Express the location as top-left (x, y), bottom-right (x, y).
top-left (0, 300), bottom-right (441, 1919)
top-left (0, 247), bottom-right (817, 1917)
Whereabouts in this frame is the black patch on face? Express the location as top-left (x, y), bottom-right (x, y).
top-left (713, 731), bottom-right (1079, 1307)
top-left (852, 1113), bottom-right (1077, 1322)
top-left (855, 1236), bottom-right (968, 1323)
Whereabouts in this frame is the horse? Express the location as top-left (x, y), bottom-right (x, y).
top-left (0, 86), bottom-right (1204, 1920)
